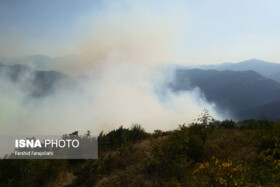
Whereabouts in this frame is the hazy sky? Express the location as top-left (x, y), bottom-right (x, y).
top-left (1, 0), bottom-right (280, 64)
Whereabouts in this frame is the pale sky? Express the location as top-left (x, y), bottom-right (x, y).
top-left (0, 0), bottom-right (280, 64)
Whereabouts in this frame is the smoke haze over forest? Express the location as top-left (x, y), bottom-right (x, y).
top-left (1, 0), bottom-right (280, 135)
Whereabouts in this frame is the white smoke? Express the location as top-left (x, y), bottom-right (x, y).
top-left (0, 0), bottom-right (223, 135)
top-left (0, 62), bottom-right (221, 136)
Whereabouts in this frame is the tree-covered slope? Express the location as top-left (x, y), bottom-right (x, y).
top-left (172, 68), bottom-right (280, 120)
top-left (1, 118), bottom-right (280, 186)
top-left (0, 63), bottom-right (70, 97)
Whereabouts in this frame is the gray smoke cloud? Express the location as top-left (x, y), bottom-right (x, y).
top-left (0, 0), bottom-right (223, 135)
top-left (0, 63), bottom-right (222, 136)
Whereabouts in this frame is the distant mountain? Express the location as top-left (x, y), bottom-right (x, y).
top-left (0, 55), bottom-right (78, 74)
top-left (237, 100), bottom-right (280, 121)
top-left (192, 59), bottom-right (280, 83)
top-left (172, 68), bottom-right (280, 121)
top-left (0, 63), bottom-right (70, 97)
top-left (0, 55), bottom-right (54, 70)
top-left (270, 71), bottom-right (280, 83)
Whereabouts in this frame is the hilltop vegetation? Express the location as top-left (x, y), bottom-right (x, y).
top-left (1, 115), bottom-right (280, 186)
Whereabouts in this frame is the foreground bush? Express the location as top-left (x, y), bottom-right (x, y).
top-left (1, 120), bottom-right (280, 186)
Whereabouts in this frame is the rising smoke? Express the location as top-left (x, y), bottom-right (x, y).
top-left (0, 0), bottom-right (223, 135)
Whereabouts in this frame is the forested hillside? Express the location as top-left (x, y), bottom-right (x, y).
top-left (0, 63), bottom-right (70, 97)
top-left (1, 114), bottom-right (280, 186)
top-left (172, 68), bottom-right (280, 121)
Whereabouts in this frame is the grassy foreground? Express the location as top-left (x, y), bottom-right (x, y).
top-left (1, 115), bottom-right (280, 186)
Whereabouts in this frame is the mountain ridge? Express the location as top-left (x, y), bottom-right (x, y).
top-left (0, 62), bottom-right (70, 97)
top-left (172, 68), bottom-right (280, 121)
top-left (185, 59), bottom-right (280, 82)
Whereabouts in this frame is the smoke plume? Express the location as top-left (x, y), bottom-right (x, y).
top-left (0, 1), bottom-right (222, 135)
